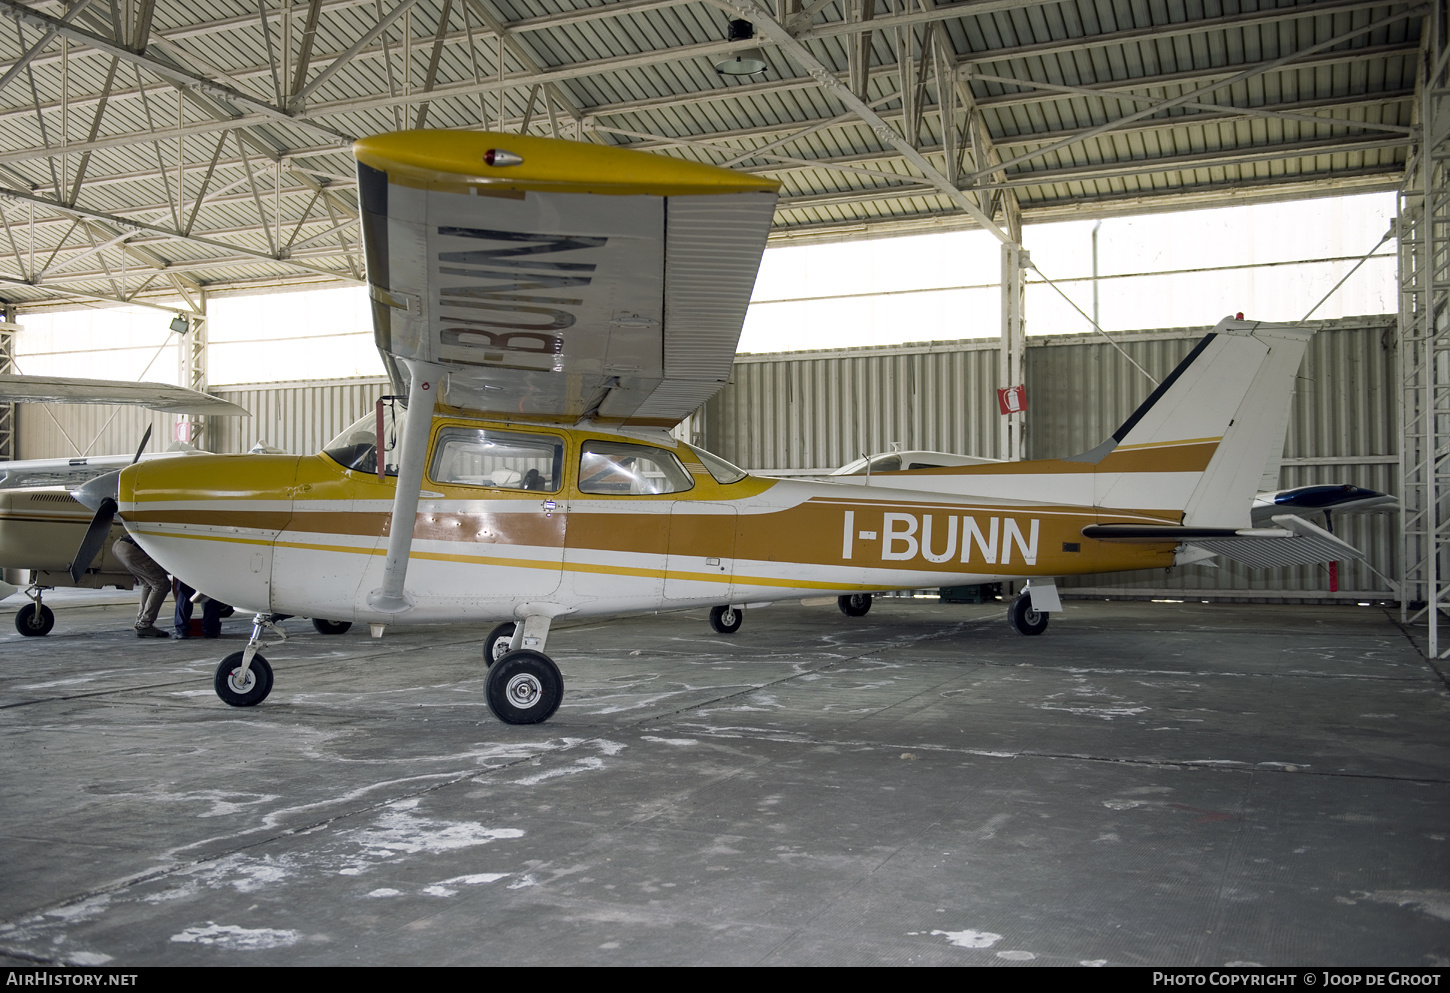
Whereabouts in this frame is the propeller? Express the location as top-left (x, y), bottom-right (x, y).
top-left (67, 425), bottom-right (152, 583)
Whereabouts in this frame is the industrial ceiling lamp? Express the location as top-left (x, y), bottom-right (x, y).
top-left (715, 19), bottom-right (767, 76)
top-left (169, 314), bottom-right (189, 335)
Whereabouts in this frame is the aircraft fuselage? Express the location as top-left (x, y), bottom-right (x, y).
top-left (117, 412), bottom-right (1180, 623)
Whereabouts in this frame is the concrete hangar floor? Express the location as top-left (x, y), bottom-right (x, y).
top-left (0, 593), bottom-right (1446, 967)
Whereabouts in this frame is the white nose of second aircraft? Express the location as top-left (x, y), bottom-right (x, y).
top-left (72, 469), bottom-right (121, 513)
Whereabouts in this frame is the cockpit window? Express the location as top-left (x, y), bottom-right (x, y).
top-left (579, 440), bottom-right (694, 495)
top-left (323, 408), bottom-right (407, 476)
top-left (429, 428), bottom-right (564, 492)
top-left (686, 444), bottom-right (748, 484)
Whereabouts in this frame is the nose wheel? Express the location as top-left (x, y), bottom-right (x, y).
top-left (16, 601), bottom-right (54, 636)
top-left (213, 613), bottom-right (286, 707)
top-left (215, 652), bottom-right (273, 706)
top-left (485, 649), bottom-right (562, 724)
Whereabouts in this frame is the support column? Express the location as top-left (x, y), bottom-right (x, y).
top-left (1398, 0), bottom-right (1450, 657)
top-left (999, 244), bottom-right (1027, 461)
top-left (0, 312), bottom-right (15, 462)
top-left (180, 290), bottom-right (207, 449)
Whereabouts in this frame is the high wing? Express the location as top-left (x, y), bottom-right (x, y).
top-left (354, 130), bottom-right (780, 426)
top-left (0, 374), bottom-right (250, 416)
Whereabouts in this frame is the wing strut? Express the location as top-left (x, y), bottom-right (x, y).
top-left (367, 358), bottom-right (446, 614)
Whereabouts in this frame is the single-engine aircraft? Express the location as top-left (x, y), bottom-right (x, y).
top-left (69, 130), bottom-right (1362, 726)
top-left (0, 378), bottom-right (248, 634)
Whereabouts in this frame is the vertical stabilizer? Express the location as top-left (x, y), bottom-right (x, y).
top-left (1091, 318), bottom-right (1314, 527)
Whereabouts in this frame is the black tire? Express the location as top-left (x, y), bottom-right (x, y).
top-left (484, 622), bottom-right (517, 667)
top-left (709, 605), bottom-right (742, 634)
top-left (15, 603), bottom-right (55, 637)
top-left (215, 652), bottom-right (274, 707)
top-left (1008, 594), bottom-right (1049, 636)
top-left (312, 618), bottom-right (352, 635)
top-left (837, 593), bottom-right (872, 617)
top-left (485, 650), bottom-right (563, 725)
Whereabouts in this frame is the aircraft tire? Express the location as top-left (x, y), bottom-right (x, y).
top-left (15, 603), bottom-right (54, 637)
top-left (312, 618), bottom-right (352, 635)
top-left (709, 605), bottom-right (742, 634)
top-left (215, 652), bottom-right (274, 707)
top-left (837, 594), bottom-right (872, 617)
top-left (1008, 594), bottom-right (1049, 636)
top-left (484, 622), bottom-right (517, 667)
top-left (485, 650), bottom-right (562, 725)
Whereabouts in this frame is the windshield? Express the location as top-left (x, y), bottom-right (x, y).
top-left (323, 406), bottom-right (407, 476)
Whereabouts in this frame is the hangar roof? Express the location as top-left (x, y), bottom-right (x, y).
top-left (0, 0), bottom-right (1419, 312)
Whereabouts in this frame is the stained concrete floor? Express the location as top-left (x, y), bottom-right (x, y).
top-left (0, 591), bottom-right (1447, 967)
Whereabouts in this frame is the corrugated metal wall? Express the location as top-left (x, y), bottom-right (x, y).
top-left (13, 317), bottom-right (1397, 600)
top-left (211, 378), bottom-right (390, 456)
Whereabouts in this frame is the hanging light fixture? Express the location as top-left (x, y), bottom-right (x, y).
top-left (715, 19), bottom-right (768, 76)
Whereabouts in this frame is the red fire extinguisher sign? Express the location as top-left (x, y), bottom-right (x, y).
top-left (997, 384), bottom-right (1027, 415)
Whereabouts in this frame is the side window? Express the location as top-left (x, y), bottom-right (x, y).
top-left (429, 427), bottom-right (564, 492)
top-left (578, 440), bottom-right (694, 495)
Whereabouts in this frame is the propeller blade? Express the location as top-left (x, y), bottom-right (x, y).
top-left (132, 424), bottom-right (153, 465)
top-left (69, 497), bottom-right (116, 584)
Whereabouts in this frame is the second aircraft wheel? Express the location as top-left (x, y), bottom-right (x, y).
top-left (837, 594), bottom-right (872, 617)
top-left (312, 618), bottom-right (352, 635)
top-left (485, 650), bottom-right (563, 725)
top-left (709, 605), bottom-right (742, 634)
top-left (214, 652), bottom-right (274, 707)
top-left (484, 622), bottom-right (518, 667)
top-left (1007, 594), bottom-right (1049, 636)
top-left (15, 602), bottom-right (55, 637)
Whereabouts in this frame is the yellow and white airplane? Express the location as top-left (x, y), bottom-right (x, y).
top-left (69, 130), bottom-right (1359, 725)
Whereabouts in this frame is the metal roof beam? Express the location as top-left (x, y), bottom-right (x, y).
top-left (969, 4), bottom-right (1427, 181)
top-left (0, 185), bottom-right (353, 278)
top-left (0, 0), bottom-right (353, 144)
top-left (972, 135), bottom-right (1410, 191)
top-left (711, 0), bottom-right (1014, 245)
top-left (972, 44), bottom-right (1420, 112)
top-left (965, 70), bottom-right (1416, 137)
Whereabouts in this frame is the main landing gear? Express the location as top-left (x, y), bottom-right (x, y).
top-left (837, 593), bottom-right (872, 617)
top-left (709, 605), bottom-right (742, 634)
top-left (484, 615), bottom-right (562, 724)
top-left (214, 613), bottom-right (286, 707)
top-left (1007, 591), bottom-right (1049, 636)
top-left (15, 585), bottom-right (55, 636)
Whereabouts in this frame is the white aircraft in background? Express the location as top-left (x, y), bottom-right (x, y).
top-left (0, 378), bottom-right (247, 635)
top-left (67, 130), bottom-right (1361, 727)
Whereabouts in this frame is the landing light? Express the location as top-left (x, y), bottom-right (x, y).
top-left (484, 148), bottom-right (522, 167)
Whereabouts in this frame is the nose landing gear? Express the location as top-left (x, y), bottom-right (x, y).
top-left (214, 613), bottom-right (287, 707)
top-left (15, 596), bottom-right (55, 636)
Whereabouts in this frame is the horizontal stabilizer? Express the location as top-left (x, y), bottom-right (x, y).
top-left (1084, 514), bottom-right (1365, 568)
top-left (0, 374), bottom-right (249, 416)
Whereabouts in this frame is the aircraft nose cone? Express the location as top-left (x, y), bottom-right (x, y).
top-left (72, 469), bottom-right (121, 512)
